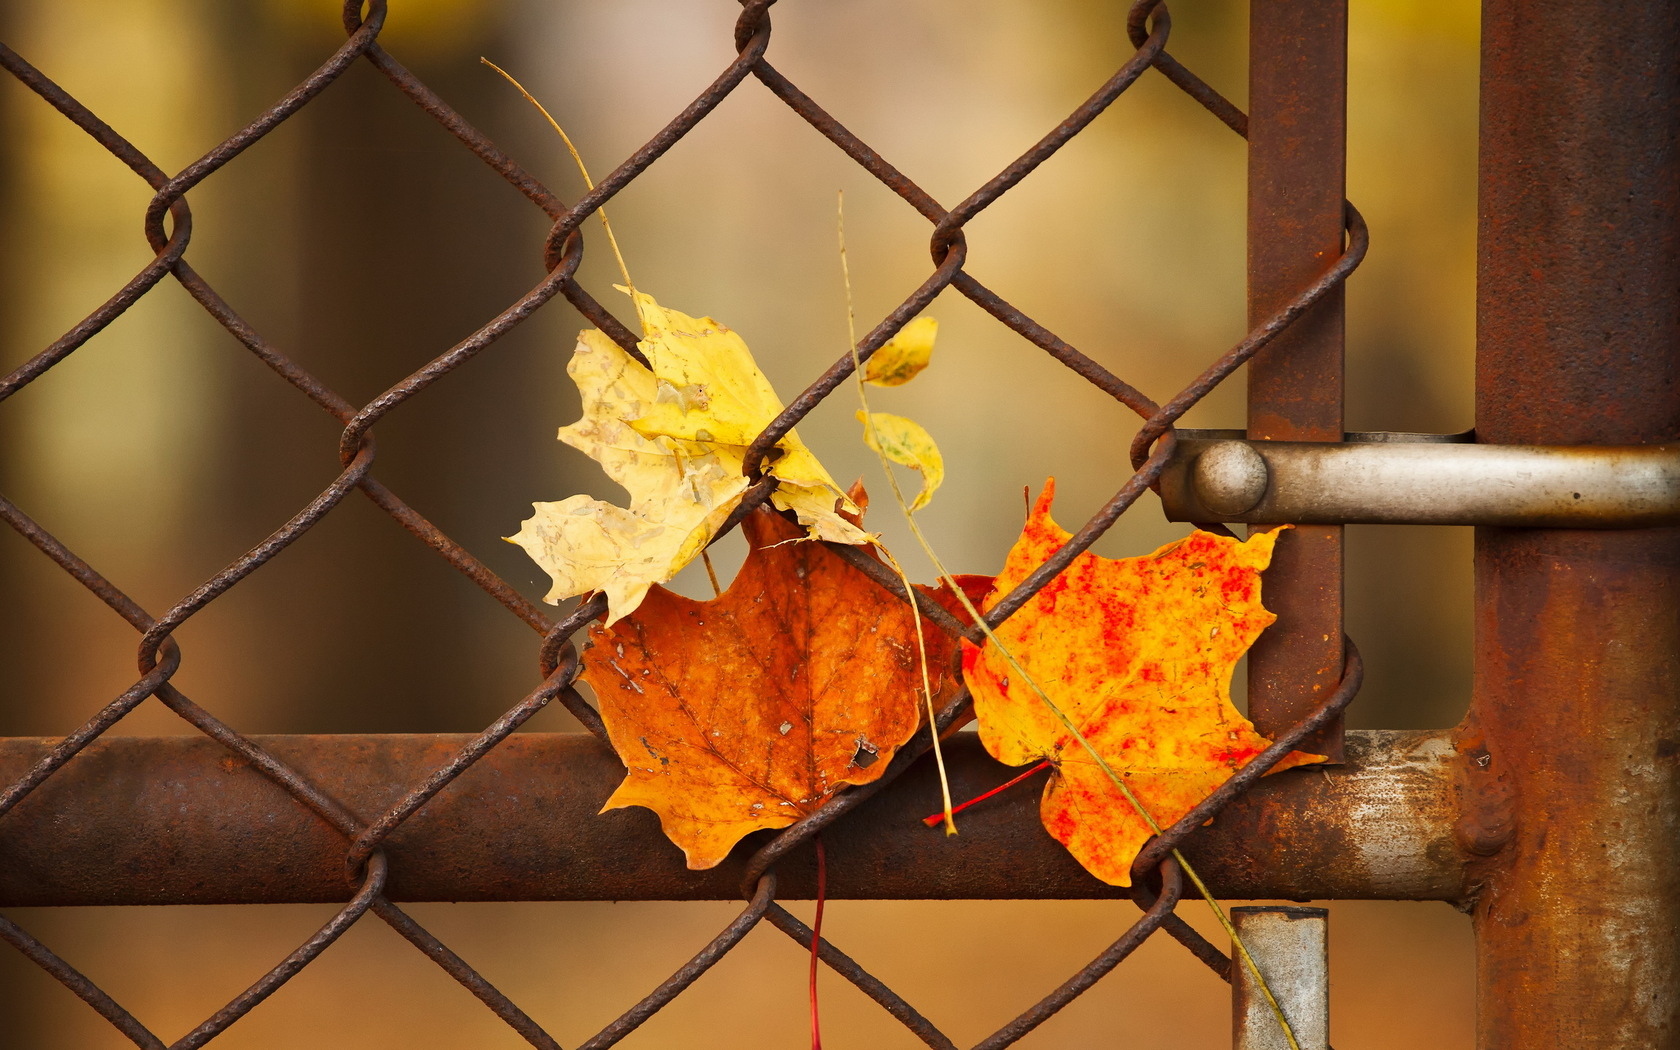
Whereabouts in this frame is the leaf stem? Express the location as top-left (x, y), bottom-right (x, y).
top-left (921, 759), bottom-right (1051, 827)
top-left (700, 550), bottom-right (723, 597)
top-left (809, 834), bottom-right (826, 1050)
top-left (480, 58), bottom-right (647, 334)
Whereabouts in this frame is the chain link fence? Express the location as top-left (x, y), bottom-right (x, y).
top-left (0, 1), bottom-right (1379, 1045)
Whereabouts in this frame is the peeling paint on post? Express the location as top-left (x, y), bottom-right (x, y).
top-left (1232, 906), bottom-right (1329, 1050)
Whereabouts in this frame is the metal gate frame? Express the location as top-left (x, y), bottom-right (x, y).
top-left (1, 1), bottom-right (1676, 1047)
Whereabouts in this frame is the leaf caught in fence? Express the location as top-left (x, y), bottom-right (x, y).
top-left (509, 291), bottom-right (869, 624)
top-left (857, 411), bottom-right (944, 511)
top-left (584, 501), bottom-right (991, 868)
top-left (863, 316), bottom-right (937, 387)
top-left (962, 479), bottom-right (1324, 886)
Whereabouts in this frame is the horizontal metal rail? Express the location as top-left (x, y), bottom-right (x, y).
top-left (1159, 430), bottom-right (1680, 526)
top-left (0, 731), bottom-right (1467, 906)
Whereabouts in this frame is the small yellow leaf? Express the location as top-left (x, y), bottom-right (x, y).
top-left (857, 411), bottom-right (944, 511)
top-left (863, 316), bottom-right (937, 387)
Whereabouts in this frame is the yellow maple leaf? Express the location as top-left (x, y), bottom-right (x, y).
top-left (627, 293), bottom-right (797, 446)
top-left (620, 291), bottom-right (863, 543)
top-left (510, 292), bottom-right (868, 624)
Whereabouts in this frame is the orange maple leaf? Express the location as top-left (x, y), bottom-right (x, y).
top-left (962, 480), bottom-right (1324, 887)
top-left (583, 504), bottom-right (989, 869)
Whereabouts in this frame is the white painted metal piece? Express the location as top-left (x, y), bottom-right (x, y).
top-left (1232, 906), bottom-right (1329, 1050)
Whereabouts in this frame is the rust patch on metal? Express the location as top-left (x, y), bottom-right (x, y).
top-left (1452, 721), bottom-right (1515, 862)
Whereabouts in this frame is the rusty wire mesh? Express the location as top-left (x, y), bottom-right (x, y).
top-left (0, 1), bottom-right (1368, 1045)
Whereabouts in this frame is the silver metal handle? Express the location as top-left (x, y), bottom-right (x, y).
top-left (1158, 430), bottom-right (1680, 527)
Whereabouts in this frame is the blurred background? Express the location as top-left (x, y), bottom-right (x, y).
top-left (0, 0), bottom-right (1478, 1045)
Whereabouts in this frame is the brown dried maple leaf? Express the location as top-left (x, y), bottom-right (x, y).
top-left (583, 504), bottom-right (988, 869)
top-left (963, 480), bottom-right (1325, 887)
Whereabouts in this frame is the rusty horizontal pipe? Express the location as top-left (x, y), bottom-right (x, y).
top-left (1158, 431), bottom-right (1680, 527)
top-left (0, 730), bottom-right (1467, 906)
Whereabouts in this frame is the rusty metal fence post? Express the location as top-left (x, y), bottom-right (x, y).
top-left (1469, 0), bottom-right (1680, 1044)
top-left (1246, 0), bottom-right (1347, 763)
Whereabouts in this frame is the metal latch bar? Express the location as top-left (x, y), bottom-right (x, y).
top-left (1158, 430), bottom-right (1680, 527)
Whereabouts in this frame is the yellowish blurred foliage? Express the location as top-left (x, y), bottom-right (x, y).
top-left (262, 0), bottom-right (498, 55)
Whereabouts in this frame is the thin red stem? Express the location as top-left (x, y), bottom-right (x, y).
top-left (809, 835), bottom-right (826, 1050)
top-left (921, 760), bottom-right (1053, 827)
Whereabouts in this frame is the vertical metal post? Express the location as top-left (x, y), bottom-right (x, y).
top-left (1246, 0), bottom-right (1348, 760)
top-left (1472, 1), bottom-right (1680, 1045)
top-left (1232, 906), bottom-right (1330, 1050)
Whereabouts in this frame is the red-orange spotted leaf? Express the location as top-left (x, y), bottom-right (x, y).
top-left (584, 503), bottom-right (989, 869)
top-left (962, 479), bottom-right (1323, 887)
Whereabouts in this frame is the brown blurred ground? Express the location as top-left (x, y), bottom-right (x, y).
top-left (0, 0), bottom-right (1477, 1045)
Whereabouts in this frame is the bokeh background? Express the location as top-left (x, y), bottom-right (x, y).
top-left (0, 0), bottom-right (1479, 1045)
